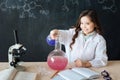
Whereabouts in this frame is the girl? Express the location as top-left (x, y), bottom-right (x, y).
top-left (49, 9), bottom-right (108, 68)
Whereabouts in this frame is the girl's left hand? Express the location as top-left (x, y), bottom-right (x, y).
top-left (74, 59), bottom-right (84, 67)
top-left (74, 59), bottom-right (91, 67)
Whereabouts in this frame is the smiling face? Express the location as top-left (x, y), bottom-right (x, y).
top-left (80, 16), bottom-right (95, 35)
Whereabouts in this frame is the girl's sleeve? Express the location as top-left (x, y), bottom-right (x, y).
top-left (89, 36), bottom-right (108, 67)
top-left (58, 28), bottom-right (75, 45)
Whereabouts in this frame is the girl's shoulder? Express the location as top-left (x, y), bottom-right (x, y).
top-left (94, 33), bottom-right (106, 42)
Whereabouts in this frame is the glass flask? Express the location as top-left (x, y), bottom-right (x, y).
top-left (47, 37), bottom-right (68, 70)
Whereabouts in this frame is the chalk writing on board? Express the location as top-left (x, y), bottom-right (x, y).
top-left (62, 0), bottom-right (69, 12)
top-left (71, 0), bottom-right (79, 5)
top-left (0, 0), bottom-right (80, 18)
top-left (0, 0), bottom-right (50, 18)
top-left (97, 0), bottom-right (117, 13)
top-left (62, 0), bottom-right (79, 12)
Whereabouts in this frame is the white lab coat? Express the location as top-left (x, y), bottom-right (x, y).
top-left (58, 28), bottom-right (108, 67)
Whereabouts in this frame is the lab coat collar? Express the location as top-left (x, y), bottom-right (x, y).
top-left (80, 31), bottom-right (97, 41)
top-left (81, 31), bottom-right (96, 36)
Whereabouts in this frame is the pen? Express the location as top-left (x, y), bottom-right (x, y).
top-left (50, 70), bottom-right (60, 79)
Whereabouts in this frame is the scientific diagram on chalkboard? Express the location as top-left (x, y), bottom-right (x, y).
top-left (0, 0), bottom-right (80, 18)
top-left (0, 0), bottom-right (118, 18)
top-left (0, 0), bottom-right (50, 18)
top-left (97, 0), bottom-right (117, 13)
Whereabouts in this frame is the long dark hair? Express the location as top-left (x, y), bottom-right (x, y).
top-left (70, 9), bottom-right (102, 49)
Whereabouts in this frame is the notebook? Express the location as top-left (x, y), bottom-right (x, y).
top-left (0, 67), bottom-right (37, 80)
top-left (52, 67), bottom-right (100, 80)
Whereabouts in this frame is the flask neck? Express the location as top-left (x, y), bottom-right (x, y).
top-left (55, 38), bottom-right (61, 50)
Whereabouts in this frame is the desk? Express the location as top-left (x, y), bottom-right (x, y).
top-left (0, 61), bottom-right (120, 80)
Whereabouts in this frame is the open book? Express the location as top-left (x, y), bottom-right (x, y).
top-left (52, 67), bottom-right (100, 80)
top-left (0, 67), bottom-right (37, 80)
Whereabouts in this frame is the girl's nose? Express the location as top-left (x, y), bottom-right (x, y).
top-left (83, 25), bottom-right (86, 28)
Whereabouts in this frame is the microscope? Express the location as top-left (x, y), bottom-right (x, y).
top-left (8, 30), bottom-right (26, 71)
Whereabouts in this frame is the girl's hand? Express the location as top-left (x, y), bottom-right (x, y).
top-left (50, 29), bottom-right (59, 40)
top-left (74, 59), bottom-right (91, 67)
top-left (74, 59), bottom-right (83, 67)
